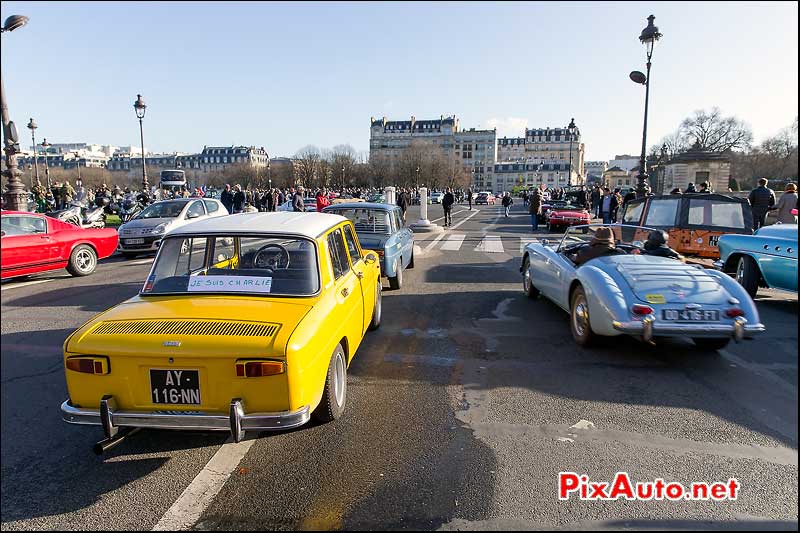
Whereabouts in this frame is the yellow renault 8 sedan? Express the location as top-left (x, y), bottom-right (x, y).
top-left (60, 212), bottom-right (382, 445)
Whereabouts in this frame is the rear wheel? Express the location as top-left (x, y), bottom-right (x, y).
top-left (693, 338), bottom-right (729, 351)
top-left (388, 258), bottom-right (403, 290)
top-left (368, 281), bottom-right (382, 331)
top-left (735, 255), bottom-right (760, 298)
top-left (570, 285), bottom-right (597, 347)
top-left (66, 244), bottom-right (97, 276)
top-left (522, 255), bottom-right (540, 299)
top-left (312, 343), bottom-right (347, 423)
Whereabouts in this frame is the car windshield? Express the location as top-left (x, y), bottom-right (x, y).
top-left (558, 224), bottom-right (658, 251)
top-left (327, 208), bottom-right (391, 234)
top-left (136, 201), bottom-right (187, 219)
top-left (142, 234), bottom-right (320, 296)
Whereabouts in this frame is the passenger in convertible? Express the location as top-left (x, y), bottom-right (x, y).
top-left (642, 230), bottom-right (683, 261)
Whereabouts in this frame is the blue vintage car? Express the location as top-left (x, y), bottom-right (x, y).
top-left (323, 202), bottom-right (414, 289)
top-left (521, 224), bottom-right (764, 351)
top-left (714, 223), bottom-right (798, 297)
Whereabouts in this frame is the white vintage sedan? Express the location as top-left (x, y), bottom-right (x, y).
top-left (117, 198), bottom-right (228, 258)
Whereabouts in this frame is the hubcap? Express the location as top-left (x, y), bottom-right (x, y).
top-left (76, 249), bottom-right (94, 272)
top-left (736, 259), bottom-right (745, 284)
top-left (334, 351), bottom-right (345, 407)
top-left (573, 294), bottom-right (589, 338)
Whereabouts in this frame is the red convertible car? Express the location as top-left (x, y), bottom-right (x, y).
top-left (546, 206), bottom-right (591, 232)
top-left (1, 211), bottom-right (118, 280)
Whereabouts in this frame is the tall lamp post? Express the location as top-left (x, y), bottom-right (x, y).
top-left (41, 138), bottom-right (51, 190)
top-left (341, 165), bottom-right (345, 192)
top-left (567, 118), bottom-right (577, 186)
top-left (27, 118), bottom-right (40, 186)
top-left (1, 14), bottom-right (30, 211)
top-left (630, 14), bottom-right (663, 199)
top-left (133, 94), bottom-right (149, 192)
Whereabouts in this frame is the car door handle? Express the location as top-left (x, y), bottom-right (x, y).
top-left (39, 235), bottom-right (51, 240)
top-left (341, 287), bottom-right (350, 297)
top-left (355, 271), bottom-right (364, 279)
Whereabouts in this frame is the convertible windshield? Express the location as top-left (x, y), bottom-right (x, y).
top-left (136, 201), bottom-right (187, 219)
top-left (142, 235), bottom-right (319, 296)
top-left (327, 208), bottom-right (391, 234)
top-left (559, 224), bottom-right (658, 251)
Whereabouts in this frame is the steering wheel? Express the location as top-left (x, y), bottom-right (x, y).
top-left (254, 243), bottom-right (290, 270)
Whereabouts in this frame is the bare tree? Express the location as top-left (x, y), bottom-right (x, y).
top-left (679, 107), bottom-right (753, 153)
top-left (294, 145), bottom-right (321, 188)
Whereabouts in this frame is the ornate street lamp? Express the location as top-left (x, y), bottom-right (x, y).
top-left (133, 94), bottom-right (148, 192)
top-left (27, 118), bottom-right (40, 186)
top-left (41, 138), bottom-right (51, 190)
top-left (567, 118), bottom-right (577, 186)
top-left (630, 14), bottom-right (663, 198)
top-left (1, 14), bottom-right (31, 211)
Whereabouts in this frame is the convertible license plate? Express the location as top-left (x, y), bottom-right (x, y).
top-left (662, 309), bottom-right (720, 322)
top-left (125, 238), bottom-right (145, 245)
top-left (150, 369), bottom-right (200, 404)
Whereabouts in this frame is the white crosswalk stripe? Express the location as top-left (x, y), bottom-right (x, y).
top-left (474, 235), bottom-right (504, 253)
top-left (440, 233), bottom-right (466, 251)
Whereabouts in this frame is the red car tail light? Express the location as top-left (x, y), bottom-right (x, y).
top-left (631, 304), bottom-right (654, 315)
top-left (235, 360), bottom-right (286, 377)
top-left (725, 308), bottom-right (745, 318)
top-left (66, 356), bottom-right (110, 375)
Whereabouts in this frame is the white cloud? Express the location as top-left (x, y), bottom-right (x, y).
top-left (485, 117), bottom-right (528, 137)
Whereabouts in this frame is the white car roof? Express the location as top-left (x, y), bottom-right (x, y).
top-left (169, 211), bottom-right (347, 239)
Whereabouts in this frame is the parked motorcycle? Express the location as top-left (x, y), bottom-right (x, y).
top-left (47, 200), bottom-right (106, 229)
top-left (118, 193), bottom-right (146, 223)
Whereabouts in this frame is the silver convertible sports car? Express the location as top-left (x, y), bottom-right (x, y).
top-left (520, 224), bottom-right (765, 351)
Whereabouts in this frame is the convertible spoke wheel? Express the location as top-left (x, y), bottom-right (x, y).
top-left (368, 281), bottom-right (382, 331)
top-left (522, 256), bottom-right (540, 299)
top-left (735, 256), bottom-right (759, 298)
top-left (67, 245), bottom-right (97, 277)
top-left (570, 285), bottom-right (597, 347)
top-left (312, 343), bottom-right (347, 423)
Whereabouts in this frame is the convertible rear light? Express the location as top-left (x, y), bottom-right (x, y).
top-left (66, 356), bottom-right (110, 375)
top-left (631, 304), bottom-right (654, 316)
top-left (725, 308), bottom-right (745, 318)
top-left (235, 360), bottom-right (285, 377)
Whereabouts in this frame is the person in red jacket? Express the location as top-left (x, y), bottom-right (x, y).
top-left (316, 189), bottom-right (330, 212)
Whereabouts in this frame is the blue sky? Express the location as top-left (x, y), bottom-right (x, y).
top-left (1, 1), bottom-right (797, 161)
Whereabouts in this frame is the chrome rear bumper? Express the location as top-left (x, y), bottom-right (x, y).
top-left (61, 396), bottom-right (310, 442)
top-left (612, 316), bottom-right (764, 343)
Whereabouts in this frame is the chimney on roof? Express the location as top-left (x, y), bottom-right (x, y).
top-left (440, 115), bottom-right (443, 120)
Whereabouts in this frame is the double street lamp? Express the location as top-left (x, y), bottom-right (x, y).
top-left (27, 118), bottom-right (40, 186)
top-left (630, 14), bottom-right (663, 199)
top-left (567, 118), bottom-right (577, 186)
top-left (133, 94), bottom-right (148, 192)
top-left (1, 14), bottom-right (30, 211)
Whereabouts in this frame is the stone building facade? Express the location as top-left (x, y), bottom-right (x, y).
top-left (663, 143), bottom-right (731, 193)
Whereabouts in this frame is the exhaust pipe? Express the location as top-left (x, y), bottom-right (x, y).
top-left (93, 427), bottom-right (141, 455)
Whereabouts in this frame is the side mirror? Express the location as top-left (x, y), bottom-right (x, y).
top-left (187, 211), bottom-right (200, 219)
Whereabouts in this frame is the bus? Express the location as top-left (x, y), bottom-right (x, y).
top-left (159, 169), bottom-right (187, 195)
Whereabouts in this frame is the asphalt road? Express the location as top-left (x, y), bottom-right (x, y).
top-left (1, 203), bottom-right (797, 530)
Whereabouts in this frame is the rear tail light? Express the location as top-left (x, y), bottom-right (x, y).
top-left (725, 308), bottom-right (745, 318)
top-left (66, 356), bottom-right (110, 375)
top-left (235, 360), bottom-right (285, 377)
top-left (631, 304), bottom-right (654, 315)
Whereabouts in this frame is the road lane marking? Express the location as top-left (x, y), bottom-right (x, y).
top-left (430, 206), bottom-right (467, 224)
top-left (418, 209), bottom-right (479, 255)
top-left (0, 279), bottom-right (54, 292)
top-left (440, 233), bottom-right (466, 251)
top-left (475, 235), bottom-right (504, 253)
top-left (153, 437), bottom-right (255, 531)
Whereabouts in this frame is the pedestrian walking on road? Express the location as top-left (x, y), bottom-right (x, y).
top-left (775, 183), bottom-right (798, 224)
top-left (590, 186), bottom-right (601, 218)
top-left (442, 188), bottom-right (455, 226)
top-left (397, 188), bottom-right (409, 223)
top-left (529, 188), bottom-right (542, 232)
top-left (748, 178), bottom-right (776, 230)
top-left (220, 184), bottom-right (233, 213)
top-left (467, 188), bottom-right (473, 210)
top-left (232, 185), bottom-right (246, 214)
top-left (502, 192), bottom-right (513, 217)
top-left (600, 187), bottom-right (617, 225)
